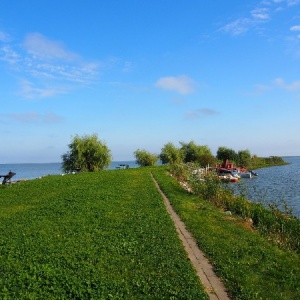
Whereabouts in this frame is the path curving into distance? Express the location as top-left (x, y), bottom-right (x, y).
top-left (152, 175), bottom-right (230, 300)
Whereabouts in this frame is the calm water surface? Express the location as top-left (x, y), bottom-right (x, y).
top-left (235, 156), bottom-right (300, 216)
top-left (0, 161), bottom-right (137, 181)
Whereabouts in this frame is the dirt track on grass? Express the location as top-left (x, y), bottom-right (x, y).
top-left (152, 175), bottom-right (230, 300)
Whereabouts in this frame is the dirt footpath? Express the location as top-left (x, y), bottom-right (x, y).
top-left (152, 175), bottom-right (230, 300)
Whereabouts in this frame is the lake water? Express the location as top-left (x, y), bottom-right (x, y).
top-left (234, 156), bottom-right (300, 217)
top-left (1, 157), bottom-right (300, 216)
top-left (0, 161), bottom-right (138, 181)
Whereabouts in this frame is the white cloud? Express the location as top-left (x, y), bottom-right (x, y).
top-left (221, 18), bottom-right (253, 36)
top-left (0, 32), bottom-right (100, 99)
top-left (19, 79), bottom-right (70, 99)
top-left (185, 108), bottom-right (218, 120)
top-left (290, 25), bottom-right (300, 31)
top-left (253, 77), bottom-right (300, 94)
top-left (287, 0), bottom-right (300, 6)
top-left (251, 8), bottom-right (270, 20)
top-left (155, 75), bottom-right (195, 95)
top-left (0, 111), bottom-right (64, 124)
top-left (0, 30), bottom-right (11, 42)
top-left (0, 45), bottom-right (21, 64)
top-left (274, 77), bottom-right (300, 91)
top-left (221, 0), bottom-right (300, 36)
top-left (23, 33), bottom-right (78, 61)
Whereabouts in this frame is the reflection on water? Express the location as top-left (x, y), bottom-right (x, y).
top-left (235, 156), bottom-right (300, 217)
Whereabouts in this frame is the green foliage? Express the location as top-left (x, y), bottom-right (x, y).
top-left (152, 167), bottom-right (300, 299)
top-left (134, 149), bottom-right (159, 167)
top-left (0, 170), bottom-right (208, 299)
top-left (216, 146), bottom-right (238, 162)
top-left (237, 149), bottom-right (251, 168)
top-left (160, 142), bottom-right (183, 164)
top-left (247, 155), bottom-right (287, 169)
top-left (61, 133), bottom-right (111, 172)
top-left (180, 141), bottom-right (215, 166)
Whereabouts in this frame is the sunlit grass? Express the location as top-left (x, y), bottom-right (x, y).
top-left (0, 169), bottom-right (207, 299)
top-left (152, 166), bottom-right (300, 299)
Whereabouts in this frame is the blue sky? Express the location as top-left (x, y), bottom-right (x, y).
top-left (1, 0), bottom-right (300, 163)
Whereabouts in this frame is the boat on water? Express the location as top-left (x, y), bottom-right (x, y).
top-left (218, 174), bottom-right (239, 183)
top-left (216, 159), bottom-right (258, 179)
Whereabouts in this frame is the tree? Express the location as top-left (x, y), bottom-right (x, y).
top-left (134, 149), bottom-right (158, 167)
top-left (216, 146), bottom-right (237, 162)
top-left (61, 134), bottom-right (112, 172)
top-left (160, 142), bottom-right (183, 164)
top-left (180, 141), bottom-right (214, 166)
top-left (237, 149), bottom-right (251, 167)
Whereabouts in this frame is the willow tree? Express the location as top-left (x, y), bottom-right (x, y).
top-left (61, 133), bottom-right (112, 172)
top-left (134, 149), bottom-right (158, 167)
top-left (160, 142), bottom-right (183, 164)
top-left (180, 141), bottom-right (215, 166)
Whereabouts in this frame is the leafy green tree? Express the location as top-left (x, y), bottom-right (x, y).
top-left (180, 141), bottom-right (214, 166)
top-left (160, 142), bottom-right (183, 164)
top-left (134, 149), bottom-right (158, 167)
top-left (216, 146), bottom-right (237, 162)
top-left (62, 133), bottom-right (112, 172)
top-left (237, 149), bottom-right (251, 167)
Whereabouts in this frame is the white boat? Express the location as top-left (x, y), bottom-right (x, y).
top-left (239, 172), bottom-right (252, 178)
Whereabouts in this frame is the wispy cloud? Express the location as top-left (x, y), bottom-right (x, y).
top-left (273, 77), bottom-right (300, 91)
top-left (0, 111), bottom-right (64, 124)
top-left (287, 0), bottom-right (300, 6)
top-left (185, 108), bottom-right (219, 120)
top-left (155, 75), bottom-right (195, 95)
top-left (19, 79), bottom-right (70, 99)
top-left (0, 30), bottom-right (11, 42)
top-left (0, 31), bottom-right (100, 98)
top-left (221, 0), bottom-right (300, 36)
top-left (253, 77), bottom-right (300, 94)
top-left (290, 25), bottom-right (300, 38)
top-left (290, 25), bottom-right (300, 31)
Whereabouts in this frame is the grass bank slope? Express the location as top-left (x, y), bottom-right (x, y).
top-left (0, 169), bottom-right (207, 299)
top-left (152, 167), bottom-right (300, 300)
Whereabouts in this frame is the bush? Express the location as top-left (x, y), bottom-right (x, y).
top-left (134, 149), bottom-right (158, 167)
top-left (61, 133), bottom-right (111, 172)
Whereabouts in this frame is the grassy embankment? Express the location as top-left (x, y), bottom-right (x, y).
top-left (1, 166), bottom-right (300, 299)
top-left (0, 169), bottom-right (207, 299)
top-left (152, 166), bottom-right (300, 299)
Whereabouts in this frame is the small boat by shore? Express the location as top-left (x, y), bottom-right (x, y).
top-left (218, 174), bottom-right (239, 183)
top-left (216, 159), bottom-right (258, 179)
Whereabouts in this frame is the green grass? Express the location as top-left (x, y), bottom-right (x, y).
top-left (2, 165), bottom-right (300, 299)
top-left (0, 169), bottom-right (208, 299)
top-left (152, 167), bottom-right (300, 300)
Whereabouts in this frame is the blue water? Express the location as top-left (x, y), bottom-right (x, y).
top-left (234, 156), bottom-right (300, 217)
top-left (0, 161), bottom-right (138, 181)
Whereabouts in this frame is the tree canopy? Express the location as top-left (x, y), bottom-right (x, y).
top-left (61, 134), bottom-right (112, 172)
top-left (180, 141), bottom-right (215, 166)
top-left (160, 142), bottom-right (183, 164)
top-left (216, 146), bottom-right (238, 162)
top-left (134, 149), bottom-right (158, 167)
top-left (237, 149), bottom-right (251, 168)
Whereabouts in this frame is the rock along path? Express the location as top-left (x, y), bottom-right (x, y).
top-left (152, 175), bottom-right (230, 300)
